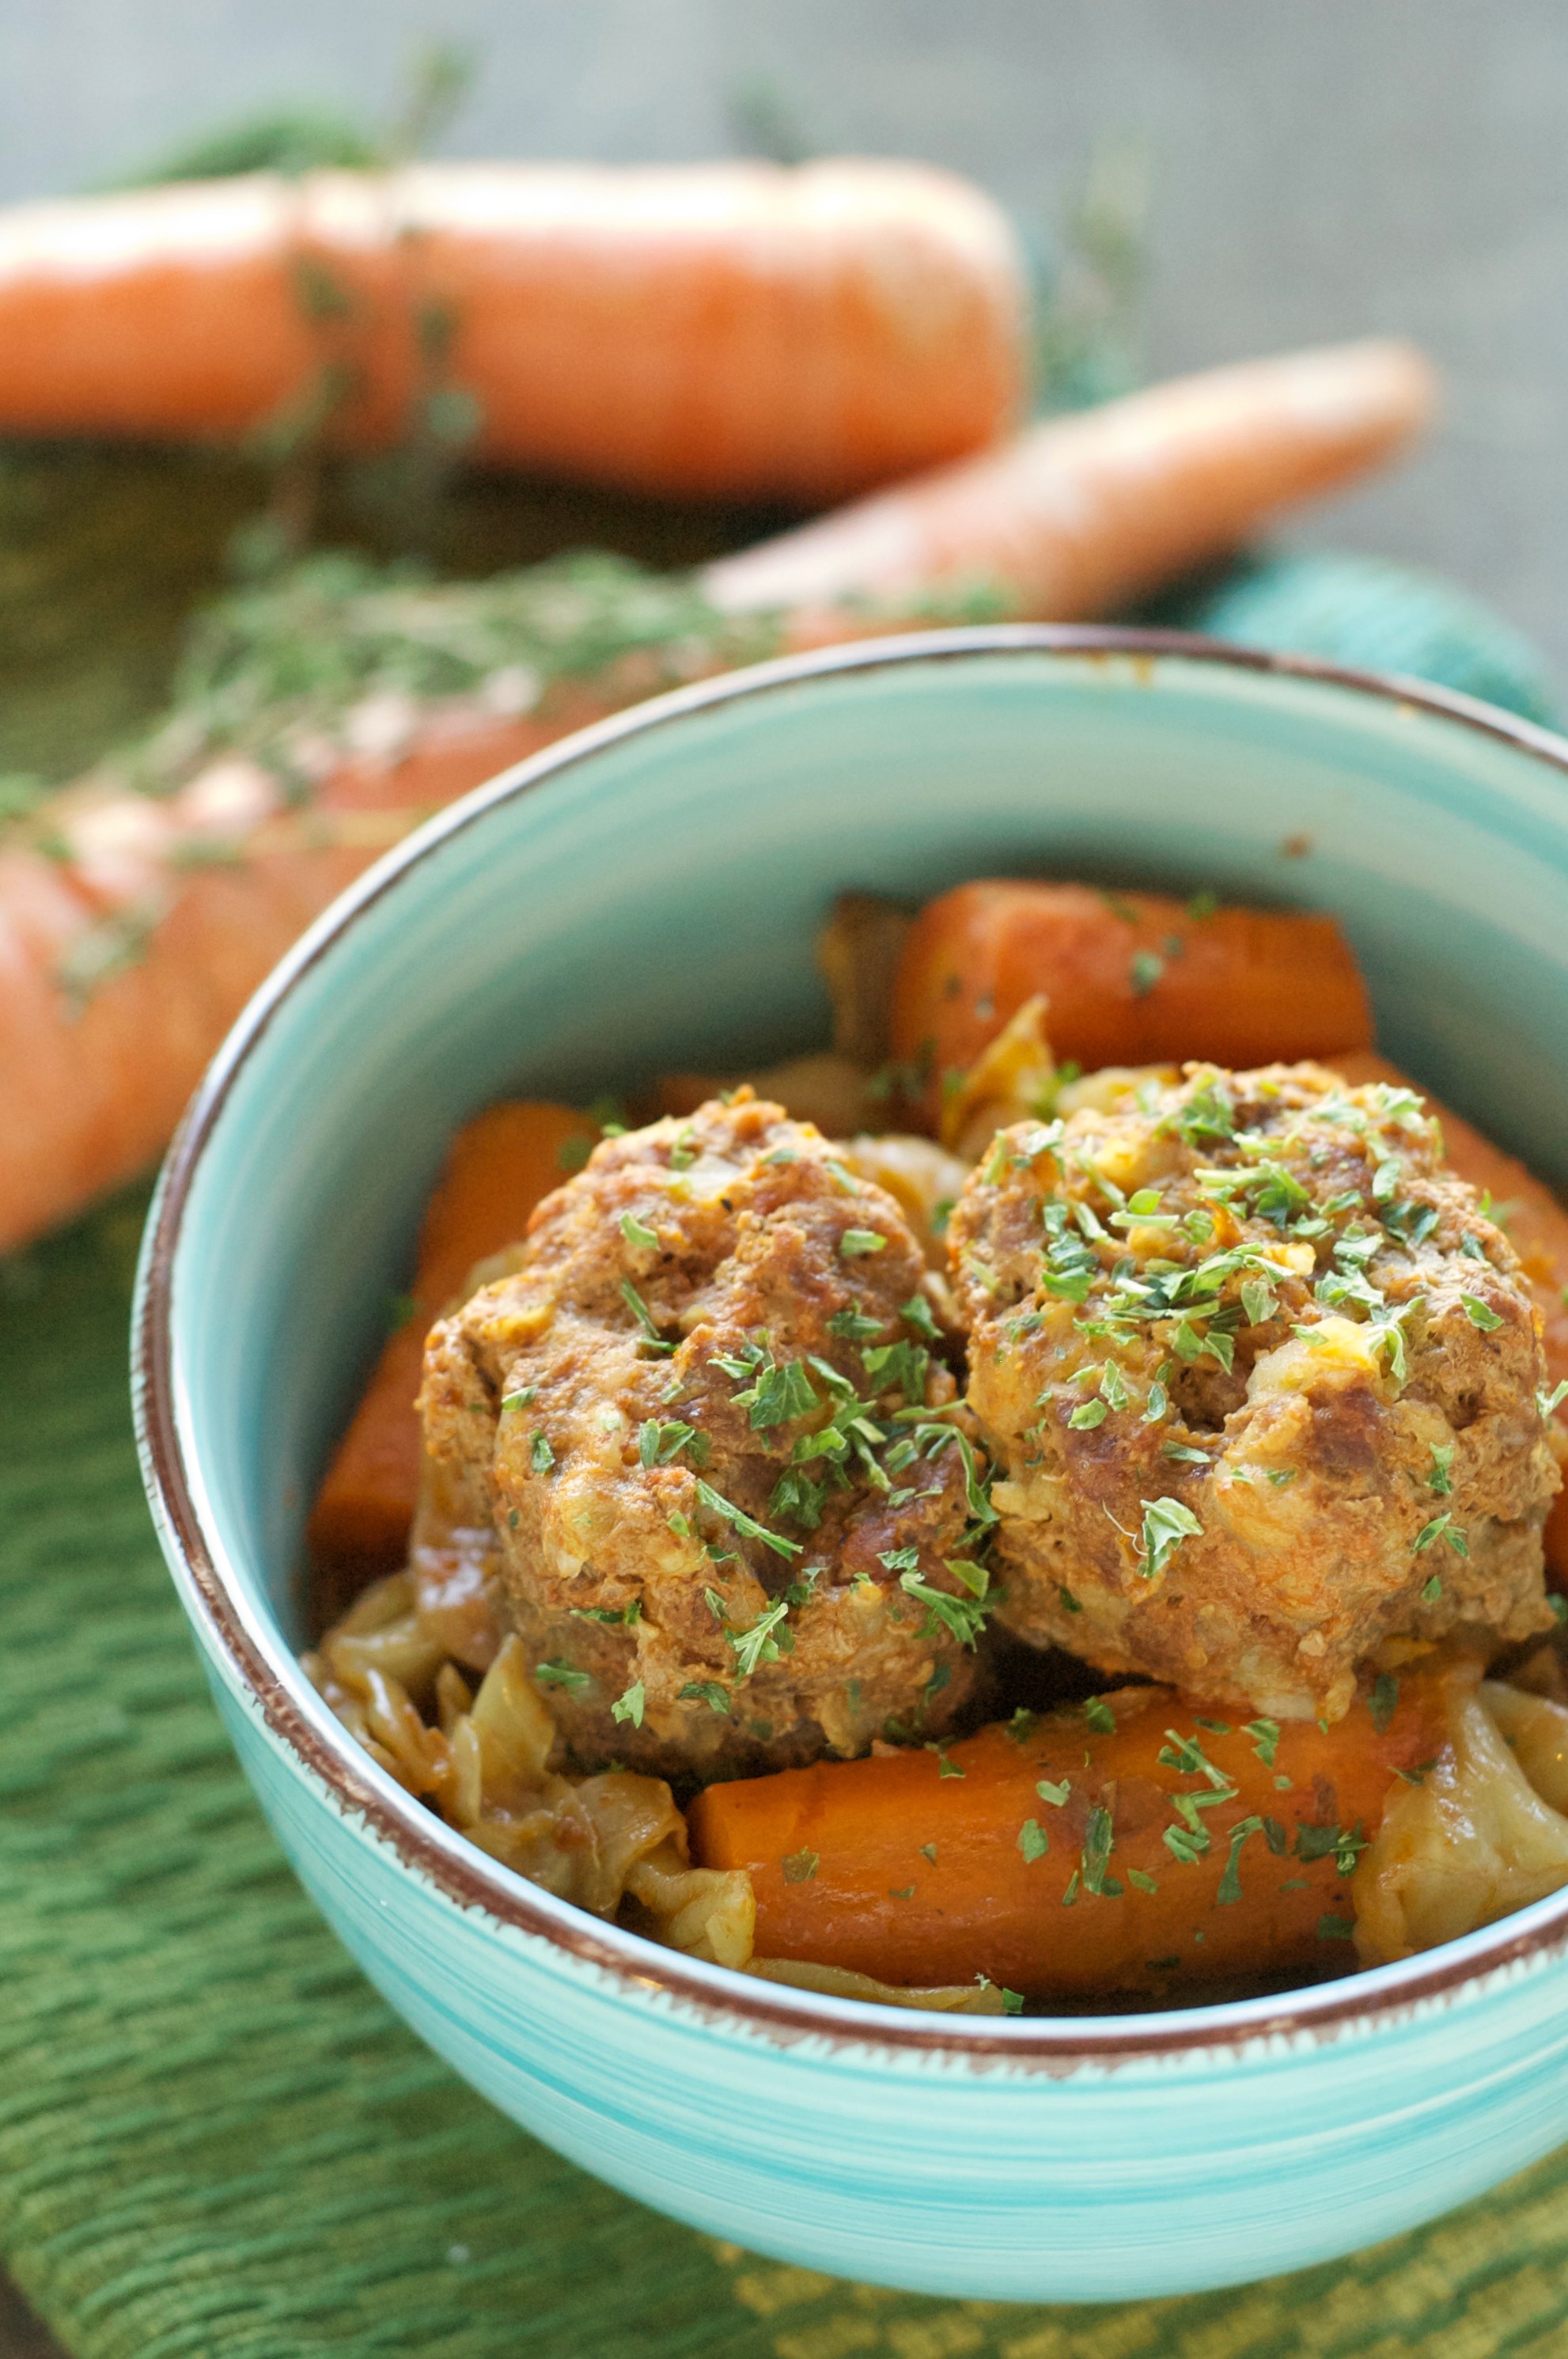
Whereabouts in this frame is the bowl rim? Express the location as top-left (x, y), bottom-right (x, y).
top-left (134, 620), bottom-right (1568, 2066)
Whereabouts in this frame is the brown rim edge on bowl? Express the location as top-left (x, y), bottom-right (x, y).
top-left (134, 622), bottom-right (1568, 2067)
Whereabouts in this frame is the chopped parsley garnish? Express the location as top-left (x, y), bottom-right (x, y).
top-left (1216, 1815), bottom-right (1264, 1905)
top-left (1017, 1818), bottom-right (1050, 1864)
top-left (900, 1292), bottom-right (941, 1343)
top-left (1036, 1777), bottom-right (1071, 1807)
top-left (530, 1432), bottom-right (555, 1473)
top-left (619, 1277), bottom-right (676, 1354)
top-left (726, 1597), bottom-right (793, 1680)
top-left (899, 1567), bottom-right (990, 1648)
top-left (1158, 1730), bottom-right (1234, 1792)
top-left (1138, 1496), bottom-right (1203, 1582)
top-left (839, 1228), bottom-right (887, 1258)
top-left (1427, 1442), bottom-right (1456, 1494)
top-left (1245, 1718), bottom-right (1281, 1768)
top-left (535, 1659), bottom-right (589, 1694)
top-left (1369, 1672), bottom-right (1399, 1733)
top-left (679, 1682), bottom-right (731, 1715)
top-left (668, 1125), bottom-right (699, 1170)
top-left (501, 1385), bottom-right (538, 1413)
top-left (1413, 1511), bottom-right (1468, 1558)
top-left (1070, 1398), bottom-right (1108, 1430)
top-left (738, 1356), bottom-right (820, 1428)
top-left (1081, 1805), bottom-right (1119, 1896)
top-left (1130, 949), bottom-right (1165, 998)
top-left (638, 1417), bottom-right (706, 1468)
top-left (619, 1210), bottom-right (659, 1250)
top-left (1316, 1913), bottom-right (1355, 1942)
top-left (1421, 1573), bottom-right (1443, 1603)
top-left (768, 1468), bottom-right (827, 1530)
top-left (694, 1479), bottom-right (802, 1561)
top-left (1240, 1274), bottom-right (1277, 1326)
top-left (862, 1338), bottom-right (930, 1403)
top-left (1084, 1697), bottom-right (1117, 1735)
top-left (611, 1680), bottom-right (646, 1727)
top-left (1460, 1293), bottom-right (1504, 1332)
top-left (1167, 1079), bottom-right (1234, 1146)
top-left (828, 1306), bottom-right (884, 1342)
top-left (1058, 1584), bottom-right (1082, 1615)
top-left (782, 1849), bottom-right (819, 1883)
top-left (878, 1546), bottom-right (920, 1573)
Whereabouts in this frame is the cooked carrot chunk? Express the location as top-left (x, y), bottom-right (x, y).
top-left (306, 1100), bottom-right (591, 1593)
top-left (890, 881), bottom-right (1373, 1114)
top-left (689, 1671), bottom-right (1450, 1999)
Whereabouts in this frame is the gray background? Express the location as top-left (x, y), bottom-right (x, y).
top-left (0, 0), bottom-right (1564, 667)
top-left (0, 6), bottom-right (1561, 2350)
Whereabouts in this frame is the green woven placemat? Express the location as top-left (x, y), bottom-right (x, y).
top-left (3, 551), bottom-right (1567, 2359)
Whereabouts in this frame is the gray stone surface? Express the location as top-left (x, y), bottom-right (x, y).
top-left (0, 1), bottom-right (1562, 674)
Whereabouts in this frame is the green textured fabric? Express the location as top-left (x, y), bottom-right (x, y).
top-left (2, 552), bottom-right (1567, 2359)
top-left (1162, 548), bottom-right (1563, 730)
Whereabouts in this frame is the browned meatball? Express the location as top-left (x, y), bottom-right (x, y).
top-left (949, 1062), bottom-right (1560, 1720)
top-left (420, 1093), bottom-right (992, 1777)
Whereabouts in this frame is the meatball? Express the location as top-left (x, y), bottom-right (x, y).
top-left (420, 1093), bottom-right (991, 1777)
top-left (948, 1062), bottom-right (1559, 1720)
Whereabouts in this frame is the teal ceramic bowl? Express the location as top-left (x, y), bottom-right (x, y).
top-left (134, 628), bottom-right (1568, 2304)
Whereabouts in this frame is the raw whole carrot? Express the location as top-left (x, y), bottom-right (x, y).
top-left (703, 340), bottom-right (1436, 620)
top-left (889, 879), bottom-right (1373, 1109)
top-left (689, 1668), bottom-right (1452, 1997)
top-left (1331, 1051), bottom-right (1568, 1580)
top-left (307, 1098), bottom-right (591, 1590)
top-left (0, 161), bottom-right (1025, 503)
top-left (0, 706), bottom-right (599, 1256)
top-left (0, 341), bottom-right (1430, 1255)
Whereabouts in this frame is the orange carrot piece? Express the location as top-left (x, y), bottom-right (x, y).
top-left (306, 1099), bottom-right (590, 1585)
top-left (0, 161), bottom-right (1025, 503)
top-left (1331, 1051), bottom-right (1568, 1581)
top-left (889, 880), bottom-right (1373, 1104)
top-left (703, 340), bottom-right (1436, 621)
top-left (1, 339), bottom-right (1433, 1255)
top-left (0, 707), bottom-right (595, 1254)
top-left (689, 1672), bottom-right (1450, 1998)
